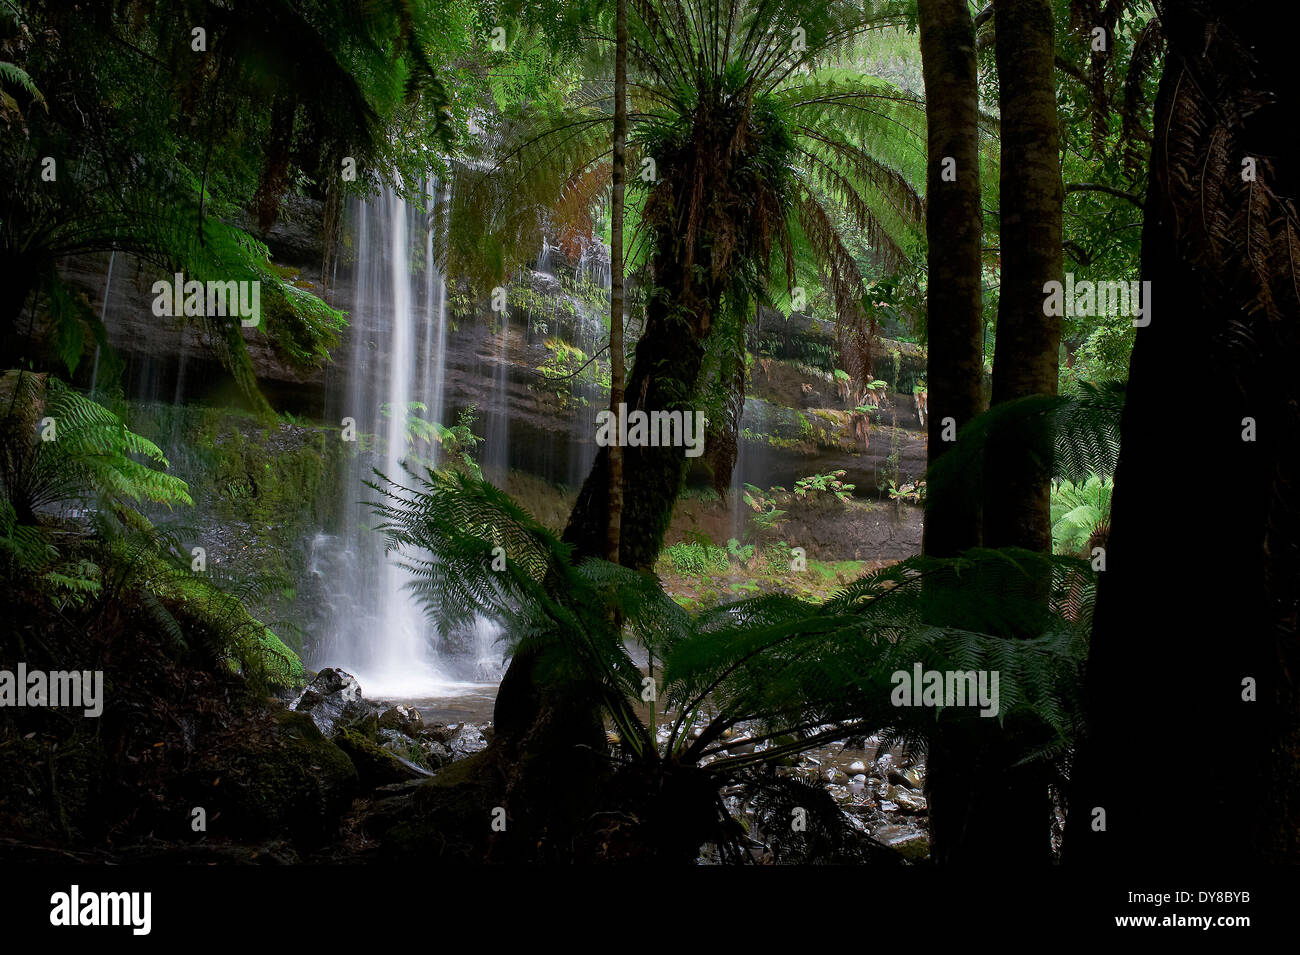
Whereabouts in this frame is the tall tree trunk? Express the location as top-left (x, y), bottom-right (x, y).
top-left (607, 0), bottom-right (627, 565)
top-left (917, 0), bottom-right (985, 559)
top-left (1066, 0), bottom-right (1300, 863)
top-left (932, 0), bottom-right (1063, 864)
top-left (986, 0), bottom-right (1063, 553)
top-left (915, 0), bottom-right (992, 865)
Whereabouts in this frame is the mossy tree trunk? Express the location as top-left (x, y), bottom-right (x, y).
top-left (606, 0), bottom-right (627, 567)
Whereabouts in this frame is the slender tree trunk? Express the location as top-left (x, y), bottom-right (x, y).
top-left (986, 0), bottom-right (1063, 553)
top-left (917, 0), bottom-right (985, 559)
top-left (915, 0), bottom-right (993, 865)
top-left (0, 255), bottom-right (39, 366)
top-left (1066, 0), bottom-right (1299, 862)
top-left (932, 0), bottom-right (1063, 864)
top-left (606, 0), bottom-right (627, 565)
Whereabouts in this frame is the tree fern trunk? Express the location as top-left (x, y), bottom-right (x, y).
top-left (607, 0), bottom-right (627, 565)
top-left (1066, 0), bottom-right (1300, 862)
top-left (563, 248), bottom-right (715, 569)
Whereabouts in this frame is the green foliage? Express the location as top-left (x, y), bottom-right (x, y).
top-left (726, 538), bottom-right (755, 563)
top-left (742, 483), bottom-right (788, 529)
top-left (96, 519), bottom-right (305, 690)
top-left (379, 402), bottom-right (484, 479)
top-left (794, 470), bottom-right (855, 503)
top-left (1051, 474), bottom-right (1113, 557)
top-left (1, 0), bottom-right (469, 400)
top-left (435, 407), bottom-right (485, 479)
top-left (0, 370), bottom-right (192, 524)
top-left (447, 0), bottom-right (928, 466)
top-left (925, 380), bottom-right (1125, 514)
top-left (660, 540), bottom-right (730, 577)
top-left (886, 479), bottom-right (926, 504)
top-left (0, 58), bottom-right (45, 118)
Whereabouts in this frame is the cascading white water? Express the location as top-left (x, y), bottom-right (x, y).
top-left (568, 244), bottom-right (608, 487)
top-left (310, 181), bottom-right (480, 698)
top-left (425, 183), bottom-right (450, 454)
top-left (731, 398), bottom-right (769, 543)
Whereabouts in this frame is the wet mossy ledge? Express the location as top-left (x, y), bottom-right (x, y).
top-left (123, 400), bottom-right (351, 656)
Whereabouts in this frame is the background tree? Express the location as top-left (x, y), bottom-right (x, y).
top-left (928, 0), bottom-right (1066, 864)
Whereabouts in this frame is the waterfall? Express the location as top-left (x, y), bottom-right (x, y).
top-left (484, 310), bottom-right (511, 484)
top-left (568, 243), bottom-right (607, 488)
top-left (731, 398), bottom-right (769, 543)
top-left (425, 182), bottom-right (450, 459)
top-left (310, 182), bottom-right (479, 698)
top-left (89, 250), bottom-right (115, 398)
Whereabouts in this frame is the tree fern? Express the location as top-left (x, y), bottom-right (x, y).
top-left (1051, 474), bottom-right (1113, 557)
top-left (0, 370), bottom-right (192, 523)
top-left (371, 466), bottom-right (1094, 853)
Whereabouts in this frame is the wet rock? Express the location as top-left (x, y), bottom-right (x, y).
top-left (378, 705), bottom-right (423, 736)
top-left (446, 722), bottom-right (489, 760)
top-left (722, 735), bottom-right (755, 755)
top-left (847, 760), bottom-right (867, 776)
top-left (417, 737), bottom-right (453, 769)
top-left (886, 786), bottom-right (928, 814)
top-left (875, 824), bottom-right (930, 861)
top-left (291, 668), bottom-right (370, 736)
top-left (378, 728), bottom-right (417, 753)
top-left (888, 766), bottom-right (925, 791)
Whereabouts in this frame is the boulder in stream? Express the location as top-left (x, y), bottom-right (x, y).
top-left (292, 668), bottom-right (371, 736)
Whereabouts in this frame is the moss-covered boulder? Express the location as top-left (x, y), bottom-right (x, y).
top-left (194, 709), bottom-right (357, 848)
top-left (334, 728), bottom-right (430, 790)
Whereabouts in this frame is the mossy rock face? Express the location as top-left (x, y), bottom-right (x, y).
top-left (123, 402), bottom-right (351, 656)
top-left (334, 728), bottom-right (427, 790)
top-left (194, 709), bottom-right (357, 848)
top-left (365, 752), bottom-right (500, 863)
